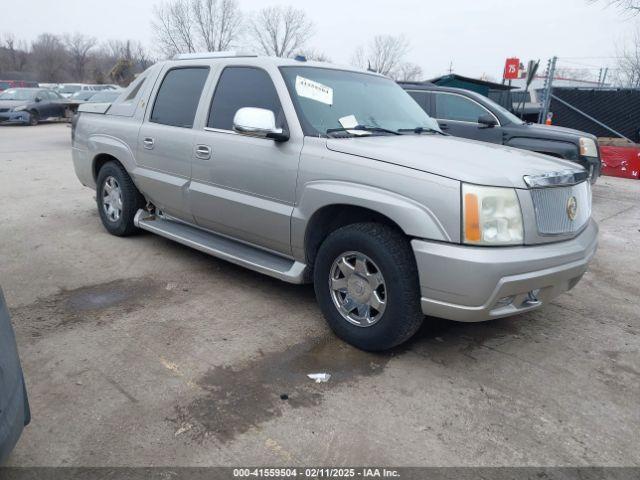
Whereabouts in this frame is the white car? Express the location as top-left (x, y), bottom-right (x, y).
top-left (56, 84), bottom-right (100, 98)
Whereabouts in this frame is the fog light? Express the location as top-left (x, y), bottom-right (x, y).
top-left (495, 296), bottom-right (514, 307)
top-left (526, 289), bottom-right (541, 304)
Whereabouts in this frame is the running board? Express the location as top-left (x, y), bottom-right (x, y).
top-left (134, 210), bottom-right (308, 284)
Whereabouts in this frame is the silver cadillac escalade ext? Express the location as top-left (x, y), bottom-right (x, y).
top-left (72, 53), bottom-right (598, 351)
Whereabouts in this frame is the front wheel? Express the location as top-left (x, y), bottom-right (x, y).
top-left (95, 161), bottom-right (145, 236)
top-left (27, 111), bottom-right (39, 126)
top-left (314, 223), bottom-right (424, 351)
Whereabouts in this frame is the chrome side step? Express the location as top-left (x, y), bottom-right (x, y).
top-left (134, 210), bottom-right (308, 284)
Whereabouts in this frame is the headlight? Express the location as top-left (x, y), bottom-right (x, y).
top-left (462, 184), bottom-right (523, 246)
top-left (12, 106), bottom-right (27, 112)
top-left (579, 137), bottom-right (598, 157)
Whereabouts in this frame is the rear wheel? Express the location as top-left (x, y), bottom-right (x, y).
top-left (313, 223), bottom-right (424, 351)
top-left (95, 161), bottom-right (145, 236)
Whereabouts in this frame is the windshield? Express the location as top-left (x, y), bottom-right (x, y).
top-left (484, 95), bottom-right (525, 125)
top-left (279, 66), bottom-right (440, 136)
top-left (0, 89), bottom-right (36, 101)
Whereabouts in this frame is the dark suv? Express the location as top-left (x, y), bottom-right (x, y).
top-left (399, 82), bottom-right (601, 182)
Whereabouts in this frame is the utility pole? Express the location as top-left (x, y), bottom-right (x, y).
top-left (538, 56), bottom-right (557, 124)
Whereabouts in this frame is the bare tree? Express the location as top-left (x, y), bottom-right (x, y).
top-left (616, 28), bottom-right (640, 87)
top-left (589, 0), bottom-right (640, 13)
top-left (351, 35), bottom-right (411, 77)
top-left (88, 40), bottom-right (151, 85)
top-left (248, 6), bottom-right (314, 57)
top-left (294, 48), bottom-right (331, 62)
top-left (191, 0), bottom-right (242, 51)
top-left (393, 62), bottom-right (423, 82)
top-left (153, 0), bottom-right (197, 57)
top-left (64, 33), bottom-right (97, 81)
top-left (30, 33), bottom-right (68, 82)
top-left (1, 33), bottom-right (29, 72)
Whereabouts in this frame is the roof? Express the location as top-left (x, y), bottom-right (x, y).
top-left (166, 53), bottom-right (380, 76)
top-left (398, 82), bottom-right (486, 98)
top-left (428, 74), bottom-right (515, 91)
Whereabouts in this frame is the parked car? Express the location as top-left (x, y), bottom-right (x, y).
top-left (0, 88), bottom-right (68, 126)
top-left (70, 90), bottom-right (98, 102)
top-left (399, 82), bottom-right (602, 182)
top-left (0, 80), bottom-right (38, 92)
top-left (0, 288), bottom-right (30, 464)
top-left (72, 54), bottom-right (598, 351)
top-left (56, 84), bottom-right (99, 98)
top-left (92, 84), bottom-right (120, 91)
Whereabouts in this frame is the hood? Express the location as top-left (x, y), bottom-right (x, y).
top-left (0, 100), bottom-right (28, 110)
top-left (326, 134), bottom-right (581, 188)
top-left (519, 123), bottom-right (595, 141)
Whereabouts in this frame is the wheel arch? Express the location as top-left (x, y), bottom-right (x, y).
top-left (92, 153), bottom-right (122, 181)
top-left (303, 204), bottom-right (405, 268)
top-left (292, 181), bottom-right (451, 266)
top-left (505, 137), bottom-right (578, 160)
top-left (88, 135), bottom-right (138, 182)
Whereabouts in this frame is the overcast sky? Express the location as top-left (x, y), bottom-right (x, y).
top-left (1, 0), bottom-right (638, 80)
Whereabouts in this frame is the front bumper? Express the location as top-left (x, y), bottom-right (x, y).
top-left (412, 219), bottom-right (598, 322)
top-left (0, 111), bottom-right (29, 125)
top-left (577, 155), bottom-right (601, 183)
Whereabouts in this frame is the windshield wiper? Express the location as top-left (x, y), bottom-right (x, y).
top-left (326, 125), bottom-right (400, 136)
top-left (397, 126), bottom-right (445, 135)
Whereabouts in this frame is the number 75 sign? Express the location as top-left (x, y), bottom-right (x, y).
top-left (503, 58), bottom-right (520, 80)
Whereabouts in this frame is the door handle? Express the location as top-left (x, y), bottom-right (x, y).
top-left (195, 144), bottom-right (211, 160)
top-left (143, 137), bottom-right (155, 150)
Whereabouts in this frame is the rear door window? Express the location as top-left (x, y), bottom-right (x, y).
top-left (434, 92), bottom-right (489, 123)
top-left (208, 67), bottom-right (285, 131)
top-left (150, 67), bottom-right (209, 128)
top-left (406, 90), bottom-right (430, 113)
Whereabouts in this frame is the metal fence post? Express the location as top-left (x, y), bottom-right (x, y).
top-left (538, 56), bottom-right (557, 124)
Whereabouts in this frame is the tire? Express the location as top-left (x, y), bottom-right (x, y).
top-left (313, 222), bottom-right (424, 351)
top-left (27, 110), bottom-right (39, 126)
top-left (95, 161), bottom-right (145, 236)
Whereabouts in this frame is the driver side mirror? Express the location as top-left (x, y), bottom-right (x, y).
top-left (478, 113), bottom-right (498, 128)
top-left (35, 97), bottom-right (42, 103)
top-left (233, 107), bottom-right (289, 142)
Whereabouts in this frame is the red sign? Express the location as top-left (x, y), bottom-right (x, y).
top-left (503, 57), bottom-right (520, 80)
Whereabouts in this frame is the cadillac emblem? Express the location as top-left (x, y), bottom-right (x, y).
top-left (567, 196), bottom-right (578, 221)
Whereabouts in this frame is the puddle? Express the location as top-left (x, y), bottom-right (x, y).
top-left (12, 278), bottom-right (167, 338)
top-left (171, 336), bottom-right (397, 443)
top-left (67, 285), bottom-right (137, 311)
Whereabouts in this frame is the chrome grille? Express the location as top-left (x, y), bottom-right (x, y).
top-left (530, 181), bottom-right (591, 235)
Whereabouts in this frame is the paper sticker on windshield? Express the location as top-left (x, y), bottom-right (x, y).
top-left (337, 114), bottom-right (368, 135)
top-left (295, 76), bottom-right (333, 105)
top-left (338, 115), bottom-right (358, 129)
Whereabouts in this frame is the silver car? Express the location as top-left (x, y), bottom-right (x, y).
top-left (71, 53), bottom-right (598, 351)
